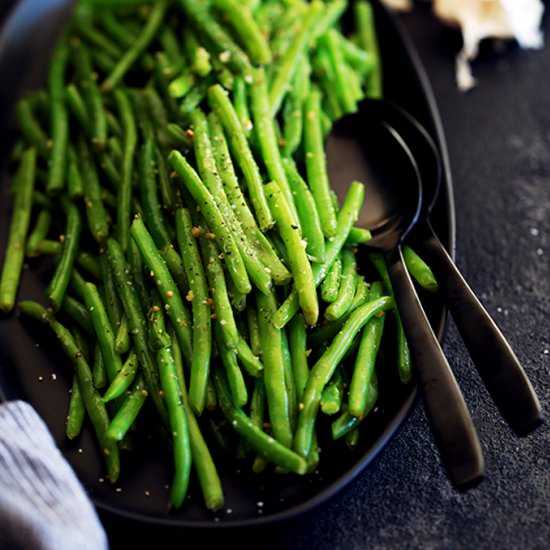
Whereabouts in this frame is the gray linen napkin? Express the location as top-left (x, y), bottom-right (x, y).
top-left (0, 400), bottom-right (107, 550)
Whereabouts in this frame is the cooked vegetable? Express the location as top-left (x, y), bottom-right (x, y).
top-left (0, 0), bottom-right (438, 513)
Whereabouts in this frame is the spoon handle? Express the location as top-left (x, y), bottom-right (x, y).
top-left (413, 224), bottom-right (542, 436)
top-left (385, 247), bottom-right (484, 489)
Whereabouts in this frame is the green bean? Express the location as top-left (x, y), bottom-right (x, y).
top-left (235, 335), bottom-right (263, 378)
top-left (257, 290), bottom-right (293, 449)
top-left (214, 324), bottom-right (248, 408)
top-left (168, 150), bottom-right (252, 296)
top-left (170, 330), bottom-right (224, 511)
top-left (354, 0), bottom-right (382, 98)
top-left (288, 313), bottom-right (309, 401)
top-left (67, 147), bottom-right (84, 200)
top-left (294, 296), bottom-right (393, 458)
top-left (321, 257), bottom-right (341, 303)
top-left (178, 1), bottom-right (253, 78)
top-left (46, 199), bottom-right (83, 310)
top-left (92, 343), bottom-right (108, 390)
top-left (113, 88), bottom-right (137, 252)
top-left (214, 369), bottom-right (307, 474)
top-left (46, 41), bottom-right (69, 195)
top-left (367, 251), bottom-right (412, 384)
top-left (26, 209), bottom-right (52, 258)
top-left (206, 84), bottom-right (274, 231)
top-left (249, 68), bottom-right (298, 221)
top-left (107, 376), bottom-right (148, 441)
top-left (212, 0), bottom-right (271, 66)
top-left (282, 56), bottom-right (311, 157)
top-left (105, 238), bottom-right (167, 423)
top-left (101, 1), bottom-right (169, 92)
top-left (65, 84), bottom-right (90, 136)
top-left (66, 374), bottom-right (86, 440)
top-left (232, 76), bottom-right (253, 136)
top-left (265, 181), bottom-right (318, 326)
top-left (346, 226), bottom-right (372, 247)
top-left (174, 208), bottom-right (212, 415)
top-left (303, 86), bottom-right (337, 238)
top-left (19, 301), bottom-right (120, 482)
top-left (72, 38), bottom-right (107, 150)
top-left (75, 16), bottom-right (123, 59)
top-left (281, 157), bottom-right (325, 263)
top-left (268, 1), bottom-right (322, 115)
top-left (169, 70), bottom-right (196, 99)
top-left (272, 180), bottom-right (365, 329)
top-left (198, 233), bottom-right (239, 349)
top-left (320, 366), bottom-right (345, 415)
top-left (311, 0), bottom-right (347, 41)
top-left (81, 281), bottom-right (123, 383)
top-left (61, 295), bottom-right (92, 334)
top-left (138, 139), bottom-right (172, 249)
top-left (77, 136), bottom-right (110, 243)
top-left (403, 245), bottom-right (439, 292)
top-left (14, 99), bottom-right (50, 158)
top-left (0, 148), bottom-right (36, 312)
top-left (156, 343), bottom-right (192, 509)
top-left (348, 281), bottom-right (385, 418)
top-left (207, 111), bottom-right (290, 284)
top-left (324, 247), bottom-right (357, 321)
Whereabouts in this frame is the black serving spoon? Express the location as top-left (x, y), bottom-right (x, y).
top-left (326, 106), bottom-right (484, 489)
top-left (365, 98), bottom-right (542, 436)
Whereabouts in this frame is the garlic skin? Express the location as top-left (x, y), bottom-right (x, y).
top-left (380, 0), bottom-right (545, 92)
top-left (433, 0), bottom-right (545, 91)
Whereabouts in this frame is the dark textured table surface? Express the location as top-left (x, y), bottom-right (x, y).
top-left (104, 4), bottom-right (550, 549)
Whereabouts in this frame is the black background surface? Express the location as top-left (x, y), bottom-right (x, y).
top-left (106, 3), bottom-right (550, 548)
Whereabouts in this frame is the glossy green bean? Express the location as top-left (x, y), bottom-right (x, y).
top-left (66, 375), bottom-right (85, 440)
top-left (175, 208), bottom-right (212, 415)
top-left (321, 256), bottom-right (342, 303)
top-left (102, 349), bottom-right (138, 403)
top-left (403, 245), bottom-right (439, 292)
top-left (324, 247), bottom-right (357, 321)
top-left (107, 375), bottom-right (148, 442)
top-left (0, 148), bottom-right (36, 312)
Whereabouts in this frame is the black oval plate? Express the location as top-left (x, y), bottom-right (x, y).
top-left (0, 0), bottom-right (455, 532)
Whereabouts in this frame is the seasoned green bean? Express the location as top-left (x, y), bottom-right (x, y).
top-left (0, 148), bottom-right (36, 312)
top-left (324, 247), bottom-right (357, 321)
top-left (403, 245), bottom-right (439, 292)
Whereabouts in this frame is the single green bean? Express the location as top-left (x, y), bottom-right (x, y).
top-left (0, 147), bottom-right (36, 312)
top-left (26, 209), bottom-right (51, 258)
top-left (102, 349), bottom-right (139, 403)
top-left (320, 366), bottom-right (345, 415)
top-left (281, 157), bottom-right (325, 263)
top-left (14, 99), bottom-right (50, 158)
top-left (46, 40), bottom-right (69, 195)
top-left (67, 147), bottom-right (84, 200)
top-left (257, 290), bottom-right (293, 448)
top-left (107, 376), bottom-right (148, 441)
top-left (170, 330), bottom-right (224, 511)
top-left (77, 136), bottom-right (110, 243)
top-left (66, 375), bottom-right (85, 440)
top-left (92, 343), bottom-right (108, 390)
top-left (46, 199), bottom-right (83, 310)
top-left (403, 245), bottom-right (439, 292)
top-left (175, 208), bottom-right (212, 415)
top-left (303, 86), bottom-right (337, 238)
top-left (321, 256), bottom-right (342, 303)
top-left (265, 181), bottom-right (318, 326)
top-left (354, 0), bottom-right (382, 98)
top-left (348, 281), bottom-right (385, 418)
top-left (288, 313), bottom-right (309, 401)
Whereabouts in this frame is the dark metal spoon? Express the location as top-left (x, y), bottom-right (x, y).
top-left (326, 105), bottom-right (484, 489)
top-left (365, 98), bottom-right (543, 437)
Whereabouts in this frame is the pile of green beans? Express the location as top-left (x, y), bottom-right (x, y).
top-left (0, 0), bottom-right (439, 512)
